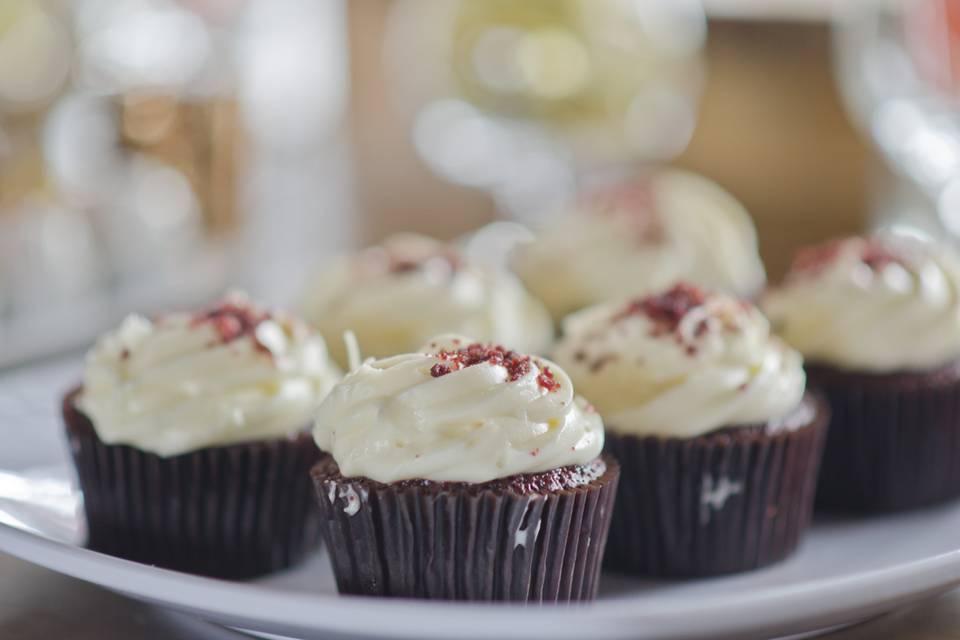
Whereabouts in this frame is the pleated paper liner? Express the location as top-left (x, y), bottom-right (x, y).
top-left (62, 389), bottom-right (322, 579)
top-left (808, 360), bottom-right (960, 513)
top-left (311, 455), bottom-right (619, 602)
top-left (603, 393), bottom-right (827, 578)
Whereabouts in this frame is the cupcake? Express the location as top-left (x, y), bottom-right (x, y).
top-left (63, 292), bottom-right (341, 578)
top-left (300, 233), bottom-right (553, 368)
top-left (311, 334), bottom-right (618, 601)
top-left (554, 283), bottom-right (827, 577)
top-left (513, 169), bottom-right (766, 321)
top-left (764, 232), bottom-right (960, 512)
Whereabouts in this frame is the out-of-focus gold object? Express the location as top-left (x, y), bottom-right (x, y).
top-left (445, 0), bottom-right (705, 162)
top-left (0, 0), bottom-right (71, 212)
top-left (72, 0), bottom-right (247, 239)
top-left (118, 93), bottom-right (242, 234)
top-left (0, 112), bottom-right (50, 209)
top-left (0, 0), bottom-right (244, 236)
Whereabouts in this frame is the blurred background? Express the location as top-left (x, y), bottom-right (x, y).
top-left (0, 0), bottom-right (954, 367)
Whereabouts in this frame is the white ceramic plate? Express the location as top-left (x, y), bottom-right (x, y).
top-left (1, 358), bottom-right (960, 640)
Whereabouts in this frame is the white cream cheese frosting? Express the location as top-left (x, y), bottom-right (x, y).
top-left (764, 233), bottom-right (960, 373)
top-left (553, 283), bottom-right (806, 438)
top-left (312, 334), bottom-right (604, 484)
top-left (300, 234), bottom-right (553, 368)
top-left (78, 292), bottom-right (341, 457)
top-left (513, 169), bottom-right (766, 320)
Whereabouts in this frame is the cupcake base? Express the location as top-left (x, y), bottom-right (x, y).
top-left (63, 389), bottom-right (322, 579)
top-left (310, 455), bottom-right (619, 602)
top-left (809, 361), bottom-right (960, 513)
top-left (603, 393), bottom-right (827, 578)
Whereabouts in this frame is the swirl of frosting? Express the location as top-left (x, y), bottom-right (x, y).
top-left (78, 292), bottom-right (341, 457)
top-left (553, 283), bottom-right (806, 438)
top-left (513, 169), bottom-right (766, 320)
top-left (312, 334), bottom-right (604, 484)
top-left (764, 233), bottom-right (960, 372)
top-left (300, 233), bottom-right (553, 368)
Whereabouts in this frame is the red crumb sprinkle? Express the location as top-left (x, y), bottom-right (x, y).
top-left (791, 238), bottom-right (845, 276)
top-left (860, 238), bottom-right (904, 272)
top-left (791, 236), bottom-right (905, 277)
top-left (610, 283), bottom-right (716, 356)
top-left (428, 342), bottom-right (560, 392)
top-left (530, 448), bottom-right (540, 457)
top-left (120, 348), bottom-right (131, 361)
top-left (586, 178), bottom-right (664, 244)
top-left (387, 248), bottom-right (461, 274)
top-left (191, 300), bottom-right (272, 355)
top-left (430, 343), bottom-right (531, 382)
top-left (537, 366), bottom-right (561, 392)
top-left (613, 283), bottom-right (709, 336)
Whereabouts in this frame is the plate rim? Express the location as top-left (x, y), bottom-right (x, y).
top-left (1, 521), bottom-right (959, 640)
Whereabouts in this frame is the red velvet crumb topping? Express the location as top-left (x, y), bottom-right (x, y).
top-left (611, 283), bottom-right (712, 354)
top-left (537, 366), bottom-right (561, 392)
top-left (613, 283), bottom-right (708, 334)
top-left (430, 363), bottom-right (451, 377)
top-left (382, 246), bottom-right (461, 275)
top-left (586, 178), bottom-right (663, 243)
top-left (192, 301), bottom-right (272, 355)
top-left (429, 342), bottom-right (559, 392)
top-left (791, 236), bottom-right (905, 277)
top-left (790, 238), bottom-right (845, 276)
top-left (860, 238), bottom-right (904, 272)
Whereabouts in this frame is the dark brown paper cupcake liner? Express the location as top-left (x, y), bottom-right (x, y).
top-left (310, 455), bottom-right (619, 602)
top-left (603, 393), bottom-right (827, 578)
top-left (63, 389), bottom-right (323, 579)
top-left (808, 361), bottom-right (960, 513)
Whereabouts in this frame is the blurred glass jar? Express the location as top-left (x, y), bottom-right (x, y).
top-left (386, 0), bottom-right (706, 220)
top-left (0, 0), bottom-right (234, 363)
top-left (64, 0), bottom-right (242, 266)
top-left (0, 0), bottom-right (351, 366)
top-left (835, 0), bottom-right (960, 236)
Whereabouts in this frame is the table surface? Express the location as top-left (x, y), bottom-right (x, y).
top-left (1, 552), bottom-right (958, 640)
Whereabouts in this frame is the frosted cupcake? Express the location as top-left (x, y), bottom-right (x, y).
top-left (554, 283), bottom-right (827, 577)
top-left (300, 233), bottom-right (553, 368)
top-left (63, 292), bottom-right (340, 578)
top-left (514, 169), bottom-right (766, 321)
top-left (765, 233), bottom-right (960, 512)
top-left (311, 334), bottom-right (618, 601)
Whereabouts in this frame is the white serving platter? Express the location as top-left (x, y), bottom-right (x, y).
top-left (0, 358), bottom-right (959, 640)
